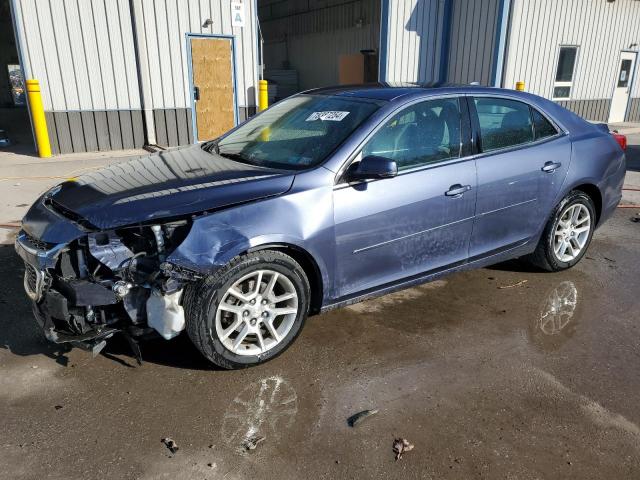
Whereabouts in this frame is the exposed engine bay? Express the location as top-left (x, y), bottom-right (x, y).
top-left (17, 221), bottom-right (199, 360)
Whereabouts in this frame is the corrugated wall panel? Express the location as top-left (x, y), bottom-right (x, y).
top-left (386, 0), bottom-right (445, 83)
top-left (15, 0), bottom-right (257, 112)
top-left (14, 0), bottom-right (141, 111)
top-left (447, 0), bottom-right (500, 85)
top-left (138, 0), bottom-right (258, 110)
top-left (503, 0), bottom-right (640, 101)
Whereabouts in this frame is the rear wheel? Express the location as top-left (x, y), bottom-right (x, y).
top-left (527, 190), bottom-right (596, 272)
top-left (184, 250), bottom-right (310, 369)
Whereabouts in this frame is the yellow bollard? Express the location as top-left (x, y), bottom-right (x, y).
top-left (25, 79), bottom-right (51, 158)
top-left (258, 79), bottom-right (269, 111)
top-left (515, 81), bottom-right (525, 92)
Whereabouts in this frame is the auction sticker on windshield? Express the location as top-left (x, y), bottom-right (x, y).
top-left (306, 111), bottom-right (350, 122)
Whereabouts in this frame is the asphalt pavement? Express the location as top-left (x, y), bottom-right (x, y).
top-left (0, 138), bottom-right (639, 479)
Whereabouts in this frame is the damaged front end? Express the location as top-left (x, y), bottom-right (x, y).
top-left (15, 220), bottom-right (199, 357)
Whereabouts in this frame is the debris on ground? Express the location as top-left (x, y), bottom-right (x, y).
top-left (393, 438), bottom-right (414, 461)
top-left (347, 409), bottom-right (379, 427)
top-left (242, 435), bottom-right (265, 451)
top-left (54, 405), bottom-right (63, 410)
top-left (603, 256), bottom-right (616, 263)
top-left (207, 462), bottom-right (216, 469)
top-left (498, 280), bottom-right (528, 289)
top-left (161, 437), bottom-right (179, 454)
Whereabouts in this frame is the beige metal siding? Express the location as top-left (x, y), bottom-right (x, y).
top-left (13, 0), bottom-right (141, 111)
top-left (385, 0), bottom-right (446, 83)
top-left (12, 0), bottom-right (258, 112)
top-left (503, 0), bottom-right (640, 100)
top-left (135, 0), bottom-right (258, 110)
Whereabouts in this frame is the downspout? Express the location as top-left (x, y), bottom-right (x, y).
top-left (492, 0), bottom-right (512, 87)
top-left (129, 0), bottom-right (156, 146)
top-left (378, 0), bottom-right (390, 82)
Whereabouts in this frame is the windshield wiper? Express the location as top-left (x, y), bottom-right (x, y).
top-left (202, 141), bottom-right (219, 154)
top-left (218, 151), bottom-right (250, 164)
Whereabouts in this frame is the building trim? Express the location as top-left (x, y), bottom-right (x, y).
top-left (378, 0), bottom-right (390, 82)
top-left (492, 0), bottom-right (511, 87)
top-left (439, 0), bottom-right (453, 82)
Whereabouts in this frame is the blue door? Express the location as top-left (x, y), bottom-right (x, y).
top-left (332, 97), bottom-right (476, 299)
top-left (468, 97), bottom-right (571, 258)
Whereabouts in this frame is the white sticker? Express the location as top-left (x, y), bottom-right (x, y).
top-left (305, 111), bottom-right (350, 122)
top-left (231, 0), bottom-right (245, 27)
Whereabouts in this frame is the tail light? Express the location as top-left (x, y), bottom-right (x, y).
top-left (612, 132), bottom-right (627, 151)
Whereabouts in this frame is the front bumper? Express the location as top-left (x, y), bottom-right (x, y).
top-left (15, 231), bottom-right (120, 345)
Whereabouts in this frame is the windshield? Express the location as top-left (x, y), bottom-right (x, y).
top-left (209, 95), bottom-right (384, 170)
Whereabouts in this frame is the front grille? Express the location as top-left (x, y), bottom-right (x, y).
top-left (23, 262), bottom-right (47, 302)
top-left (25, 263), bottom-right (38, 293)
top-left (21, 231), bottom-right (53, 251)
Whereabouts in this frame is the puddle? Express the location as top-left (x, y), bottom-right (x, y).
top-left (221, 375), bottom-right (298, 452)
top-left (527, 280), bottom-right (580, 351)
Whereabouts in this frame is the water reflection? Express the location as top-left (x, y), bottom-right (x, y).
top-left (221, 375), bottom-right (298, 451)
top-left (528, 281), bottom-right (580, 350)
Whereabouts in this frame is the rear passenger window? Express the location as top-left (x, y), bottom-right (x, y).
top-left (362, 98), bottom-right (462, 171)
top-left (474, 98), bottom-right (533, 152)
top-left (532, 108), bottom-right (558, 140)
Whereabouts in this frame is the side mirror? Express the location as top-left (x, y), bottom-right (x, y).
top-left (347, 155), bottom-right (398, 181)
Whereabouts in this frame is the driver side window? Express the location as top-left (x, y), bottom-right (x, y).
top-left (362, 98), bottom-right (462, 171)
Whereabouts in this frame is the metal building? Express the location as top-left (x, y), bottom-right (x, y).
top-left (3, 0), bottom-right (639, 155)
top-left (6, 0), bottom-right (259, 154)
top-left (259, 0), bottom-right (639, 124)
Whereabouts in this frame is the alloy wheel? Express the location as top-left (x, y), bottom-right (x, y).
top-left (215, 269), bottom-right (299, 356)
top-left (553, 203), bottom-right (591, 262)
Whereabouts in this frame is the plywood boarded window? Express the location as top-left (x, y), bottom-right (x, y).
top-left (190, 37), bottom-right (236, 141)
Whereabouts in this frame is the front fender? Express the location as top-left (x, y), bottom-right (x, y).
top-left (166, 170), bottom-right (336, 303)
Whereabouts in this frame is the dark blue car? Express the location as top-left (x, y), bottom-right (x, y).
top-left (15, 84), bottom-right (626, 368)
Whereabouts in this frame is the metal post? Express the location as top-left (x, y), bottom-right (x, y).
top-left (258, 79), bottom-right (269, 111)
top-left (516, 81), bottom-right (525, 91)
top-left (25, 80), bottom-right (51, 158)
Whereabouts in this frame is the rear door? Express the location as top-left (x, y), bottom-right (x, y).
top-left (468, 96), bottom-right (571, 258)
top-left (332, 97), bottom-right (476, 298)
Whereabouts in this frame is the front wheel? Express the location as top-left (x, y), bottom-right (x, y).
top-left (526, 190), bottom-right (596, 272)
top-left (184, 250), bottom-right (310, 369)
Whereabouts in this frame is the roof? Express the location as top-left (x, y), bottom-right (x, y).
top-left (302, 82), bottom-right (492, 101)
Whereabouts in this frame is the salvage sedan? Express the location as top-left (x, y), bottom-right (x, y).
top-left (15, 84), bottom-right (625, 369)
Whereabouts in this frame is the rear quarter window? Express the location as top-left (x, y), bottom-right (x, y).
top-left (532, 108), bottom-right (558, 140)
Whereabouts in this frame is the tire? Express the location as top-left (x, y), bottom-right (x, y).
top-left (183, 250), bottom-right (310, 369)
top-left (526, 190), bottom-right (597, 272)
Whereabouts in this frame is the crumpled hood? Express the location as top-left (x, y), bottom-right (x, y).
top-left (43, 145), bottom-right (295, 230)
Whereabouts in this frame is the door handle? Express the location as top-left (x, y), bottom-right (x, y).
top-left (193, 86), bottom-right (200, 101)
top-left (542, 161), bottom-right (562, 173)
top-left (445, 184), bottom-right (472, 197)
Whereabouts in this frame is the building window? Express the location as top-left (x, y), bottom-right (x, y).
top-left (553, 46), bottom-right (578, 100)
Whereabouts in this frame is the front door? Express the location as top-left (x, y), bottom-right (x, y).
top-left (333, 97), bottom-right (476, 299)
top-left (609, 51), bottom-right (637, 123)
top-left (189, 37), bottom-right (236, 141)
